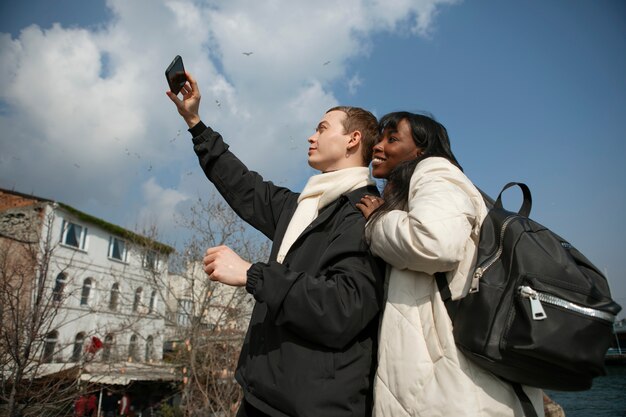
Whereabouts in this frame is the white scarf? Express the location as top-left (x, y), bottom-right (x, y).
top-left (276, 167), bottom-right (374, 264)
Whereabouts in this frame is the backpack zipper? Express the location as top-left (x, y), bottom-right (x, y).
top-left (518, 285), bottom-right (617, 323)
top-left (472, 215), bottom-right (518, 284)
top-left (518, 286), bottom-right (547, 320)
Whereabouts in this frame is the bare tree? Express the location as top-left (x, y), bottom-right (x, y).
top-left (1, 191), bottom-right (269, 417)
top-left (155, 195), bottom-right (270, 416)
top-left (0, 204), bottom-right (79, 417)
top-left (0, 197), bottom-right (176, 417)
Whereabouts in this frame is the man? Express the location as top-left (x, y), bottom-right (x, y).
top-left (167, 73), bottom-right (385, 417)
top-left (101, 390), bottom-right (117, 417)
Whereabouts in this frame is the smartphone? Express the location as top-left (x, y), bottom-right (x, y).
top-left (165, 55), bottom-right (187, 95)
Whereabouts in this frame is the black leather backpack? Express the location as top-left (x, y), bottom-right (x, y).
top-left (436, 182), bottom-right (622, 417)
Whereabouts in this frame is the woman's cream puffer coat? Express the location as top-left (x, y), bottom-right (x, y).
top-left (366, 157), bottom-right (544, 417)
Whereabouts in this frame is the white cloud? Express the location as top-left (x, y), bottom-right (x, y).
top-left (138, 177), bottom-right (188, 233)
top-left (347, 73), bottom-right (363, 95)
top-left (0, 0), bottom-right (458, 243)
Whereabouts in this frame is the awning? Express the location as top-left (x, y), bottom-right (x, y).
top-left (79, 362), bottom-right (181, 386)
top-left (17, 361), bottom-right (181, 386)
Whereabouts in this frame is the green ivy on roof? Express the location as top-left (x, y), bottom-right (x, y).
top-left (58, 203), bottom-right (174, 254)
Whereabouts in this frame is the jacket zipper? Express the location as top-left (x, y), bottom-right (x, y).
top-left (472, 215), bottom-right (518, 285)
top-left (518, 285), bottom-right (617, 323)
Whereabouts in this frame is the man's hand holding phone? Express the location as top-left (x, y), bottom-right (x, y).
top-left (165, 56), bottom-right (201, 128)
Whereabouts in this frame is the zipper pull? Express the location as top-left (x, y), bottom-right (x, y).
top-left (519, 286), bottom-right (547, 320)
top-left (473, 267), bottom-right (484, 280)
top-left (467, 267), bottom-right (485, 293)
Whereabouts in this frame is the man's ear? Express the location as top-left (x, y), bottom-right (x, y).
top-left (347, 130), bottom-right (362, 151)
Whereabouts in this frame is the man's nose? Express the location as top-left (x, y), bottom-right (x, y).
top-left (307, 133), bottom-right (317, 143)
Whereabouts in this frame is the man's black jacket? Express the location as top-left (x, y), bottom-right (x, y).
top-left (191, 125), bottom-right (385, 417)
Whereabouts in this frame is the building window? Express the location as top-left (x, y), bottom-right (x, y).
top-left (42, 330), bottom-right (58, 363)
top-left (128, 334), bottom-right (138, 362)
top-left (143, 250), bottom-right (158, 271)
top-left (52, 273), bottom-right (67, 303)
top-left (108, 237), bottom-right (127, 261)
top-left (177, 298), bottom-right (193, 326)
top-left (145, 336), bottom-right (154, 362)
top-left (80, 278), bottom-right (94, 306)
top-left (72, 332), bottom-right (85, 362)
top-left (102, 334), bottom-right (114, 362)
top-left (132, 287), bottom-right (143, 312)
top-left (109, 283), bottom-right (120, 311)
top-left (148, 290), bottom-right (157, 314)
top-left (61, 220), bottom-right (88, 250)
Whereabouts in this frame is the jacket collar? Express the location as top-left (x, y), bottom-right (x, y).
top-left (271, 184), bottom-right (379, 263)
top-left (292, 184), bottom-right (378, 242)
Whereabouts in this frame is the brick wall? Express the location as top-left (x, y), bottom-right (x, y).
top-left (0, 189), bottom-right (41, 211)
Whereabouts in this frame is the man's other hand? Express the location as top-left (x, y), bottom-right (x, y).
top-left (203, 245), bottom-right (251, 287)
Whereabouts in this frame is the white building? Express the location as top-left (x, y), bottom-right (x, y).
top-left (0, 188), bottom-right (175, 375)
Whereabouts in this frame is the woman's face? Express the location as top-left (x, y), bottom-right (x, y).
top-left (371, 118), bottom-right (421, 179)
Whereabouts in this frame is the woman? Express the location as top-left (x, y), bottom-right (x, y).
top-left (357, 111), bottom-right (544, 417)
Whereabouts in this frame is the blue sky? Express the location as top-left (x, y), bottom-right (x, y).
top-left (0, 0), bottom-right (624, 316)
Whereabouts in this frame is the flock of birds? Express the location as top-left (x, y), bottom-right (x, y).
top-left (243, 51), bottom-right (330, 65)
top-left (2, 51), bottom-right (327, 179)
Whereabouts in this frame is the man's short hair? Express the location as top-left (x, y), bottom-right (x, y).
top-left (326, 106), bottom-right (378, 164)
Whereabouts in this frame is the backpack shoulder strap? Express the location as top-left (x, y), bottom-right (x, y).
top-left (511, 382), bottom-right (539, 417)
top-left (435, 272), bottom-right (458, 320)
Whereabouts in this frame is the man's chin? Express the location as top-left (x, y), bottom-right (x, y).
top-left (307, 158), bottom-right (320, 171)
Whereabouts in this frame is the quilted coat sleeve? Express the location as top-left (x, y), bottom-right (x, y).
top-left (366, 157), bottom-right (479, 275)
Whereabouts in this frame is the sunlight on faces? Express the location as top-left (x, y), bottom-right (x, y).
top-left (307, 110), bottom-right (354, 173)
top-left (371, 119), bottom-right (420, 179)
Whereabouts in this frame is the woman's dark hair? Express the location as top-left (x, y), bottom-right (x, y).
top-left (379, 111), bottom-right (461, 171)
top-left (368, 111), bottom-right (462, 226)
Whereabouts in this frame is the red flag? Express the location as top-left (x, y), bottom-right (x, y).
top-left (85, 336), bottom-right (103, 354)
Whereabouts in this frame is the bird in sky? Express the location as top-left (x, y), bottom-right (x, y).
top-left (242, 52), bottom-right (253, 56)
top-left (170, 129), bottom-right (181, 142)
top-left (323, 60), bottom-right (331, 66)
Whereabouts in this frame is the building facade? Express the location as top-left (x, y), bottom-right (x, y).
top-left (0, 188), bottom-right (174, 372)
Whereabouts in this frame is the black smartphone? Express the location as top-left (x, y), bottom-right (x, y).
top-left (165, 55), bottom-right (187, 95)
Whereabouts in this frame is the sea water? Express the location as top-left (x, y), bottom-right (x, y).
top-left (546, 365), bottom-right (626, 417)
